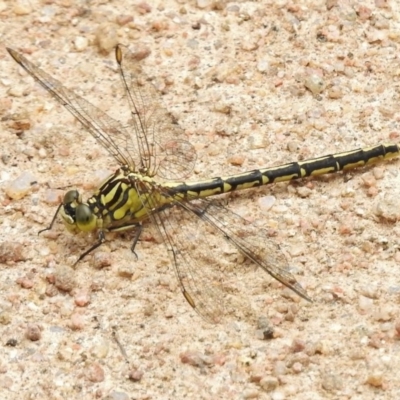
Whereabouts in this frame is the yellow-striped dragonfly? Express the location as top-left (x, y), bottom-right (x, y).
top-left (7, 46), bottom-right (399, 322)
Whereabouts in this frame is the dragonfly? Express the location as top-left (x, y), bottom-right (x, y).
top-left (7, 45), bottom-right (400, 322)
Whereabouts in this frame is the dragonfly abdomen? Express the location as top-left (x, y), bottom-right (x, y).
top-left (167, 143), bottom-right (400, 200)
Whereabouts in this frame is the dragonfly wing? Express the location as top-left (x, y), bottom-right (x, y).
top-left (147, 205), bottom-right (227, 323)
top-left (138, 185), bottom-right (309, 323)
top-left (116, 45), bottom-right (197, 180)
top-left (7, 47), bottom-right (140, 169)
top-left (186, 198), bottom-right (311, 302)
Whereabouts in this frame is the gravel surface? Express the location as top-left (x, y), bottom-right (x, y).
top-left (1, 1), bottom-right (400, 399)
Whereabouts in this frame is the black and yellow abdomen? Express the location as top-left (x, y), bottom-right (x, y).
top-left (164, 143), bottom-right (400, 200)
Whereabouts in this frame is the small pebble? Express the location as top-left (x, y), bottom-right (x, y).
top-left (349, 349), bottom-right (366, 360)
top-left (130, 45), bottom-right (151, 61)
top-left (290, 339), bottom-right (306, 353)
top-left (259, 376), bottom-right (279, 392)
top-left (357, 5), bottom-right (372, 20)
top-left (90, 339), bottom-right (109, 359)
top-left (287, 141), bottom-right (299, 152)
top-left (54, 265), bottom-right (76, 292)
top-left (164, 305), bottom-right (175, 319)
top-left (242, 388), bottom-right (259, 399)
top-left (56, 341), bottom-right (80, 363)
top-left (91, 252), bottom-right (113, 269)
top-left (359, 284), bottom-right (379, 299)
top-left (25, 323), bottom-right (42, 341)
top-left (373, 305), bottom-right (393, 322)
top-left (129, 369), bottom-right (144, 382)
top-left (7, 85), bottom-right (26, 98)
top-left (274, 361), bottom-right (287, 376)
top-left (17, 277), bottom-right (34, 289)
top-left (257, 57), bottom-right (269, 73)
top-left (373, 192), bottom-right (400, 222)
top-left (258, 196), bottom-right (276, 212)
top-left (304, 73), bottom-right (325, 94)
top-left (213, 101), bottom-right (231, 114)
top-left (5, 171), bottom-right (37, 200)
top-left (328, 85), bottom-right (343, 99)
top-left (358, 295), bottom-right (374, 313)
top-left (315, 340), bottom-right (333, 356)
top-left (86, 362), bottom-right (105, 383)
top-left (180, 350), bottom-right (213, 367)
top-left (45, 284), bottom-right (58, 297)
top-left (228, 154), bottom-right (245, 166)
top-left (271, 391), bottom-right (285, 400)
top-left (247, 133), bottom-right (270, 149)
top-left (0, 311), bottom-right (12, 325)
top-left (38, 147), bottom-right (47, 159)
top-left (136, 1), bottom-right (151, 14)
top-left (13, 1), bottom-right (32, 15)
top-left (321, 372), bottom-right (343, 391)
top-left (74, 36), bottom-right (89, 52)
top-left (365, 29), bottom-right (387, 43)
top-left (0, 242), bottom-right (26, 263)
top-left (43, 189), bottom-right (63, 206)
top-left (6, 339), bottom-right (18, 347)
top-left (95, 23), bottom-right (118, 54)
top-left (69, 313), bottom-right (85, 330)
top-left (296, 186), bottom-right (312, 198)
top-left (361, 172), bottom-right (377, 188)
top-left (366, 372), bottom-right (384, 387)
top-left (241, 38), bottom-right (258, 52)
top-left (143, 304), bottom-right (154, 317)
top-left (196, 0), bottom-right (211, 9)
top-left (292, 362), bottom-right (303, 373)
top-left (108, 391), bottom-right (130, 400)
top-left (74, 290), bottom-right (91, 307)
top-left (117, 265), bottom-right (135, 278)
top-left (116, 14), bottom-right (134, 26)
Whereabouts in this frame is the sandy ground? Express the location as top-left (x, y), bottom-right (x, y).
top-left (1, 0), bottom-right (400, 399)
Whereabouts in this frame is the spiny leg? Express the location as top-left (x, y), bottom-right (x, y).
top-left (74, 223), bottom-right (143, 265)
top-left (129, 223), bottom-right (142, 259)
top-left (38, 203), bottom-right (63, 235)
top-left (73, 230), bottom-right (107, 266)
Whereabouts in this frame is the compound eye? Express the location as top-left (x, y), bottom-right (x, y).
top-left (63, 190), bottom-right (79, 205)
top-left (75, 204), bottom-right (97, 232)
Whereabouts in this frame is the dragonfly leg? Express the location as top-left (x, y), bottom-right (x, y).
top-left (73, 230), bottom-right (106, 266)
top-left (107, 222), bottom-right (143, 260)
top-left (38, 203), bottom-right (63, 235)
top-left (130, 223), bottom-right (143, 259)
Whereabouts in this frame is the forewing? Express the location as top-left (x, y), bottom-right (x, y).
top-left (116, 45), bottom-right (197, 180)
top-left (7, 47), bottom-right (139, 168)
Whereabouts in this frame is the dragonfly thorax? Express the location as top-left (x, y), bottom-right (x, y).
top-left (59, 169), bottom-right (173, 235)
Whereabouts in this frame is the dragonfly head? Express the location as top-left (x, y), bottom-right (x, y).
top-left (60, 190), bottom-right (97, 233)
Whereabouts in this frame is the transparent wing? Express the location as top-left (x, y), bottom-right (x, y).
top-left (141, 190), bottom-right (310, 323)
top-left (116, 45), bottom-right (197, 180)
top-left (187, 199), bottom-right (311, 302)
top-left (6, 48), bottom-right (137, 169)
